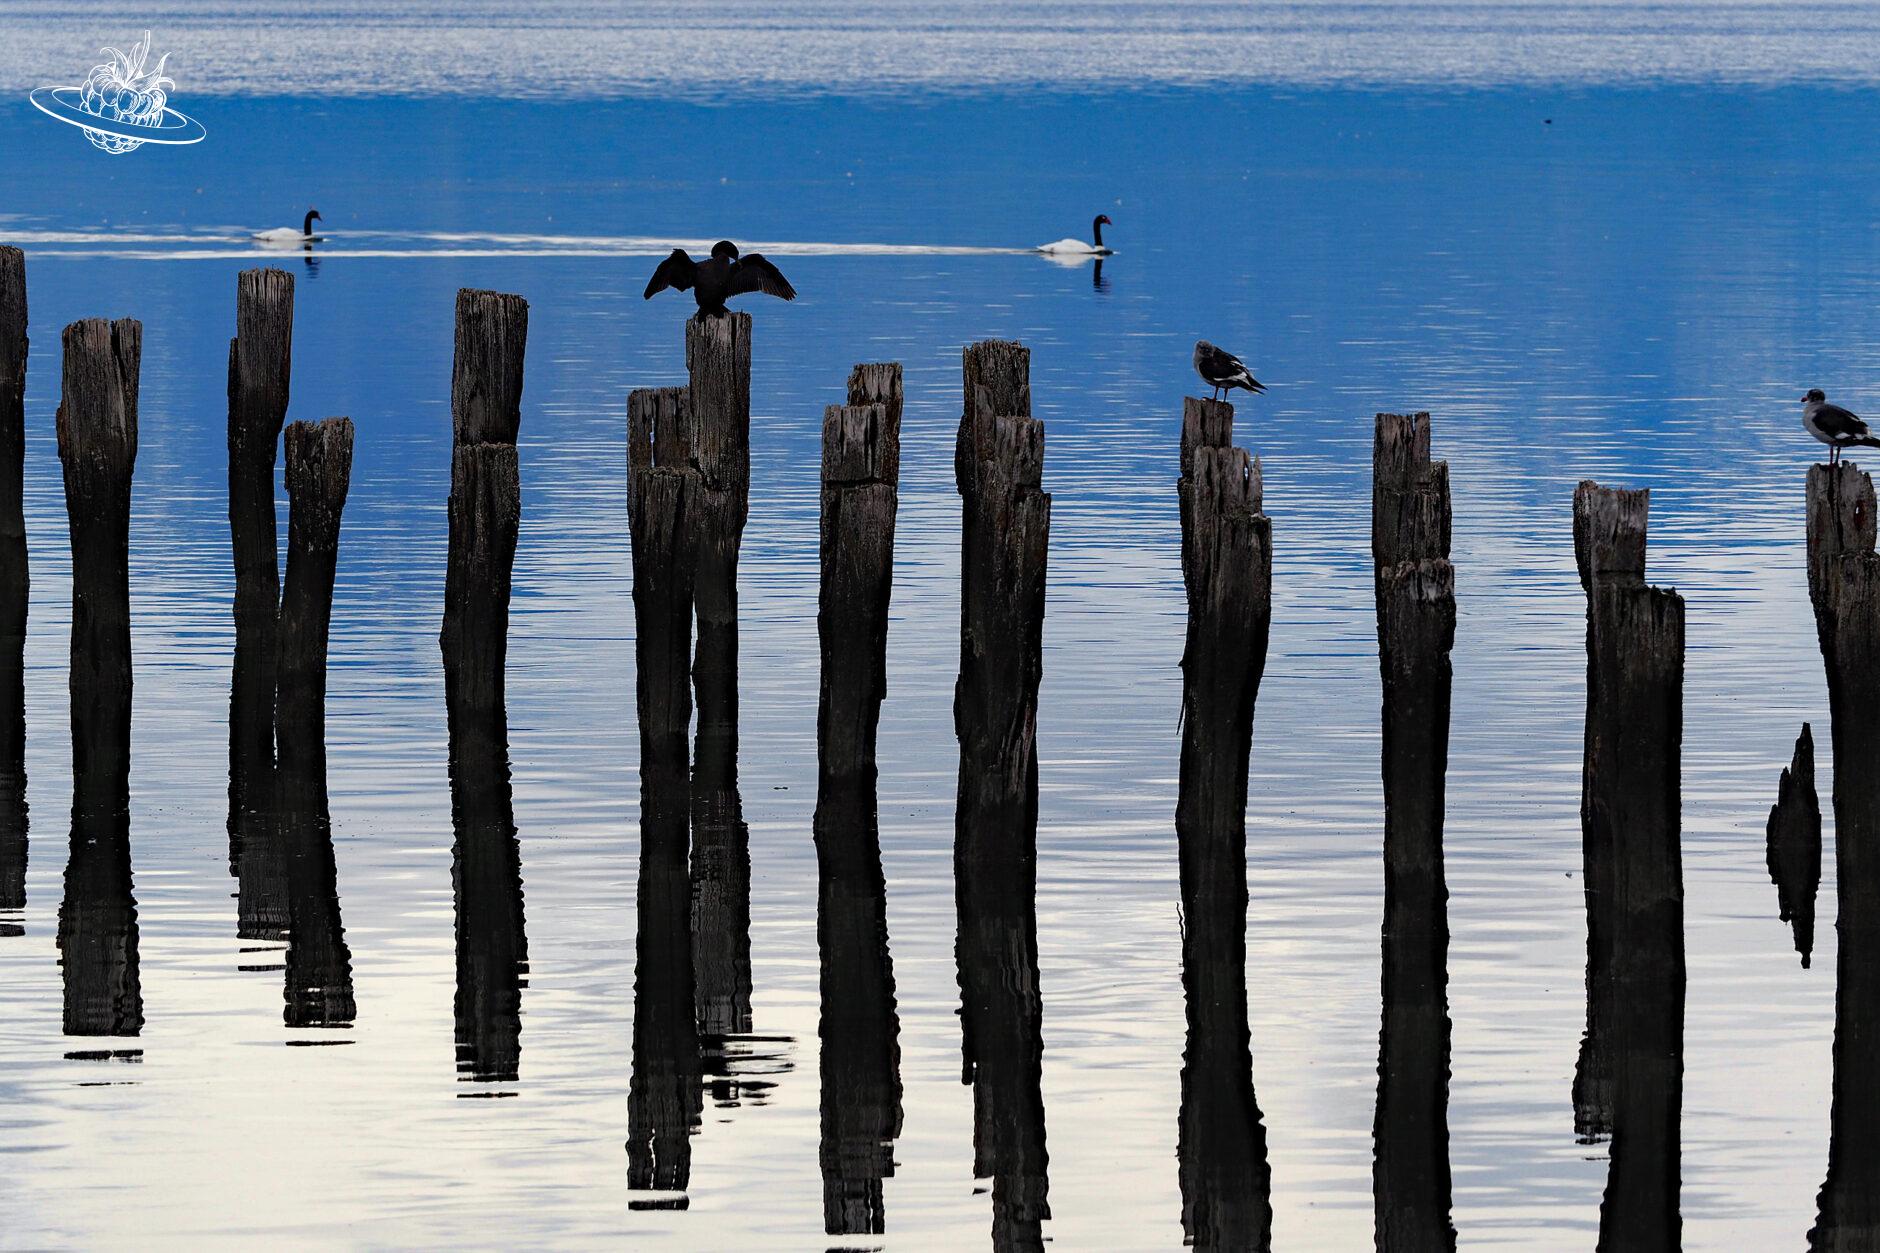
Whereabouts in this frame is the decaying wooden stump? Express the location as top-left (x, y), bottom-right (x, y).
top-left (1370, 411), bottom-right (1456, 1252)
top-left (55, 317), bottom-right (142, 1037)
top-left (1571, 481), bottom-right (1684, 1250)
top-left (0, 247), bottom-right (26, 913)
top-left (815, 361), bottom-right (905, 1237)
top-left (1804, 462), bottom-right (1880, 1246)
top-left (1175, 393), bottom-right (1273, 1250)
top-left (441, 289), bottom-right (527, 720)
top-left (953, 340), bottom-right (1051, 1247)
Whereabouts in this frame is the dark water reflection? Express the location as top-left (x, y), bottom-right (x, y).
top-left (815, 789), bottom-right (903, 1237)
top-left (449, 700), bottom-right (528, 1085)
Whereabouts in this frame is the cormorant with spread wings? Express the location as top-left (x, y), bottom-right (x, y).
top-left (643, 241), bottom-right (797, 319)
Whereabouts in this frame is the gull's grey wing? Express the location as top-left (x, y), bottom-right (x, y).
top-left (644, 248), bottom-right (697, 299)
top-left (727, 253), bottom-right (796, 301)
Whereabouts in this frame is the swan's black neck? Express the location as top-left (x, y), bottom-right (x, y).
top-left (302, 210), bottom-right (319, 236)
top-left (1092, 216), bottom-right (1105, 248)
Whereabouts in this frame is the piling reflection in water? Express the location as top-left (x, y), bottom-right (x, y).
top-left (1766, 724), bottom-right (1821, 969)
top-left (449, 701), bottom-right (528, 1085)
top-left (690, 647), bottom-right (752, 1045)
top-left (956, 849), bottom-right (1050, 1248)
top-left (0, 632), bottom-right (25, 932)
top-left (60, 797), bottom-right (140, 1036)
top-left (816, 799), bottom-right (902, 1235)
top-left (627, 761), bottom-right (702, 1207)
top-left (1811, 924), bottom-right (1880, 1247)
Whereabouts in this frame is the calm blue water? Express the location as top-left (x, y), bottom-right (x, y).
top-left (0, 77), bottom-right (1873, 1247)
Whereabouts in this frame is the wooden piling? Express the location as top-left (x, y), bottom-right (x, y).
top-left (227, 274), bottom-right (294, 743)
top-left (684, 312), bottom-right (750, 742)
top-left (441, 289), bottom-right (528, 1059)
top-left (1369, 412), bottom-right (1456, 1252)
top-left (1766, 724), bottom-right (1821, 968)
top-left (626, 383), bottom-right (704, 1203)
top-left (1174, 393), bottom-right (1274, 1249)
top-left (952, 341), bottom-right (1051, 1246)
top-left (58, 319), bottom-right (138, 810)
top-left (0, 247), bottom-right (24, 913)
top-left (815, 363), bottom-right (905, 1237)
top-left (1571, 482), bottom-right (1684, 1248)
top-left (629, 386), bottom-right (701, 791)
top-left (680, 316), bottom-right (756, 1037)
top-left (275, 417), bottom-right (355, 1028)
top-left (55, 317), bottom-right (142, 1037)
top-left (276, 418), bottom-right (353, 781)
top-left (450, 699), bottom-right (527, 1083)
top-left (441, 289), bottom-right (526, 720)
top-left (1804, 462), bottom-right (1880, 1245)
top-left (816, 372), bottom-right (901, 802)
top-left (954, 340), bottom-right (1050, 859)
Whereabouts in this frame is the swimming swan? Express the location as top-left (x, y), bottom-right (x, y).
top-left (1037, 214), bottom-right (1113, 255)
top-left (254, 209), bottom-right (323, 246)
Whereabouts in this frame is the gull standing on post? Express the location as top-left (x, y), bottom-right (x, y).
top-left (1802, 389), bottom-right (1880, 465)
top-left (1193, 340), bottom-right (1266, 402)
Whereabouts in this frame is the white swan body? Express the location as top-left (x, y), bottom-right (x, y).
top-left (1036, 213), bottom-right (1114, 256)
top-left (254, 209), bottom-right (324, 246)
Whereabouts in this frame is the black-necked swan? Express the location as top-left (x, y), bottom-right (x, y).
top-left (1194, 341), bottom-right (1267, 401)
top-left (255, 209), bottom-right (323, 246)
top-left (644, 241), bottom-right (796, 320)
top-left (1037, 215), bottom-right (1113, 256)
top-left (1802, 389), bottom-right (1880, 465)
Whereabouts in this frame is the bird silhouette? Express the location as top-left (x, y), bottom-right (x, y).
top-left (1802, 389), bottom-right (1880, 465)
top-left (1193, 341), bottom-right (1266, 401)
top-left (643, 241), bottom-right (796, 320)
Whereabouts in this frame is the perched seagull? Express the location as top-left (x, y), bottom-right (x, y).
top-left (1802, 389), bottom-right (1880, 465)
top-left (1193, 340), bottom-right (1266, 401)
top-left (643, 241), bottom-right (795, 320)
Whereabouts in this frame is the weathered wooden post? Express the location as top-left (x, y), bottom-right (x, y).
top-left (275, 417), bottom-right (356, 1028)
top-left (226, 267), bottom-right (294, 820)
top-left (0, 247), bottom-right (27, 914)
top-left (1173, 393), bottom-right (1273, 1249)
top-left (683, 314), bottom-right (754, 1039)
top-left (815, 363), bottom-right (905, 1237)
top-left (441, 288), bottom-right (526, 720)
top-left (953, 340), bottom-right (1051, 1245)
top-left (626, 383), bottom-right (704, 1204)
top-left (684, 312), bottom-right (749, 742)
top-left (55, 317), bottom-right (142, 1037)
top-left (1804, 462), bottom-right (1880, 1243)
top-left (1571, 482), bottom-right (1684, 1247)
top-left (1765, 724), bottom-right (1821, 968)
top-left (449, 700), bottom-right (527, 1084)
top-left (1370, 412), bottom-right (1456, 1251)
top-left (441, 288), bottom-right (529, 1075)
